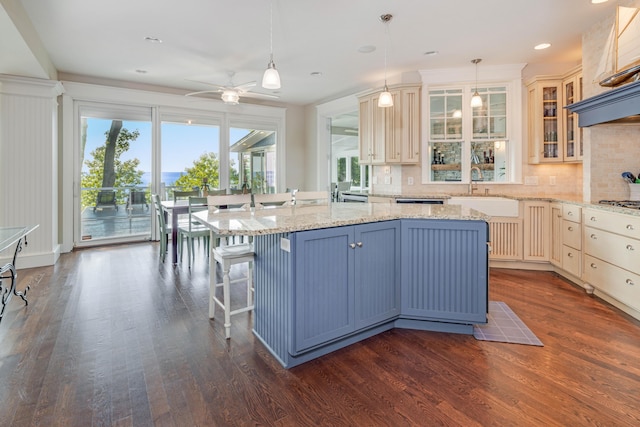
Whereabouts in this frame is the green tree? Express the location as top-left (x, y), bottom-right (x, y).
top-left (81, 126), bottom-right (143, 209)
top-left (173, 152), bottom-right (239, 194)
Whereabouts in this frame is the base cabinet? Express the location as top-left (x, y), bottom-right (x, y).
top-left (583, 208), bottom-right (640, 314)
top-left (253, 219), bottom-right (489, 368)
top-left (400, 220), bottom-right (488, 324)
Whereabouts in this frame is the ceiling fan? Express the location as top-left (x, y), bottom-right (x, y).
top-left (185, 71), bottom-right (279, 105)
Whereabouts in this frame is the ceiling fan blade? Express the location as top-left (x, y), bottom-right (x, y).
top-left (185, 79), bottom-right (227, 90)
top-left (185, 89), bottom-right (222, 97)
top-left (234, 81), bottom-right (257, 91)
top-left (242, 91), bottom-right (280, 99)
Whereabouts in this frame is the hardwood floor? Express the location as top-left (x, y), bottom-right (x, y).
top-left (1, 242), bottom-right (640, 426)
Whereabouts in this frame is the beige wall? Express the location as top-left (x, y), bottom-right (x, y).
top-left (582, 0), bottom-right (640, 202)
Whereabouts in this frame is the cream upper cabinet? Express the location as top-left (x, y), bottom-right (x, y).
top-left (527, 79), bottom-right (563, 164)
top-left (527, 68), bottom-right (583, 164)
top-left (358, 84), bottom-right (421, 165)
top-left (562, 70), bottom-right (583, 162)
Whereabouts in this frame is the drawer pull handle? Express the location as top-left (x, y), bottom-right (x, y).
top-left (356, 242), bottom-right (363, 247)
top-left (349, 243), bottom-right (356, 249)
top-left (627, 224), bottom-right (634, 230)
top-left (626, 279), bottom-right (635, 286)
top-left (568, 211), bottom-right (573, 216)
top-left (626, 245), bottom-right (634, 251)
top-left (568, 226), bottom-right (573, 231)
top-left (590, 234), bottom-right (597, 240)
top-left (590, 263), bottom-right (597, 269)
top-left (590, 216), bottom-right (597, 222)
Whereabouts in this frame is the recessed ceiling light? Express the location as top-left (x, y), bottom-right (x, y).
top-left (358, 45), bottom-right (376, 54)
top-left (534, 43), bottom-right (551, 50)
top-left (144, 36), bottom-right (162, 43)
top-left (135, 69), bottom-right (148, 74)
top-left (424, 50), bottom-right (439, 56)
top-left (310, 71), bottom-right (323, 77)
top-left (591, 0), bottom-right (608, 4)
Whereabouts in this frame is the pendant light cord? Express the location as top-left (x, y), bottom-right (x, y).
top-left (269, 0), bottom-right (274, 62)
top-left (383, 20), bottom-right (389, 86)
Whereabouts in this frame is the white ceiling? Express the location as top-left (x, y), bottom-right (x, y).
top-left (2, 0), bottom-right (618, 106)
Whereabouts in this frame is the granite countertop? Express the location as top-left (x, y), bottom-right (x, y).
top-left (193, 202), bottom-right (489, 236)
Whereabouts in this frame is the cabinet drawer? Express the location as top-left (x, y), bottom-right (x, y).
top-left (562, 204), bottom-right (582, 223)
top-left (583, 208), bottom-right (640, 240)
top-left (584, 254), bottom-right (640, 312)
top-left (562, 219), bottom-right (581, 249)
top-left (584, 226), bottom-right (640, 275)
top-left (562, 245), bottom-right (581, 277)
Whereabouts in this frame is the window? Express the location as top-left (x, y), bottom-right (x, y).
top-left (428, 85), bottom-right (510, 183)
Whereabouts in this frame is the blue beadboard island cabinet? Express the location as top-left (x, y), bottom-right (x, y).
top-left (194, 203), bottom-right (489, 368)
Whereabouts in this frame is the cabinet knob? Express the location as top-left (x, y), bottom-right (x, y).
top-left (356, 242), bottom-right (363, 247)
top-left (349, 243), bottom-right (356, 249)
top-left (626, 244), bottom-right (634, 251)
top-left (567, 252), bottom-right (573, 258)
top-left (626, 224), bottom-right (634, 230)
top-left (568, 211), bottom-right (573, 216)
top-left (626, 279), bottom-right (635, 286)
top-left (590, 234), bottom-right (597, 240)
top-left (590, 263), bottom-right (597, 269)
top-left (590, 217), bottom-right (597, 222)
top-left (568, 226), bottom-right (573, 231)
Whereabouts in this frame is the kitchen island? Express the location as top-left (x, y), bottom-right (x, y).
top-left (194, 203), bottom-right (489, 368)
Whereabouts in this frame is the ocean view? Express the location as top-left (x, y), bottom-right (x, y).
top-left (141, 172), bottom-right (184, 186)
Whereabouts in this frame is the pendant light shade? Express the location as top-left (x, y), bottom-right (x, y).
top-left (262, 0), bottom-right (281, 90)
top-left (378, 14), bottom-right (393, 108)
top-left (378, 86), bottom-right (394, 108)
top-left (470, 58), bottom-right (482, 108)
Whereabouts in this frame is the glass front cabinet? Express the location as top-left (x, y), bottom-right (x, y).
top-left (527, 69), bottom-right (582, 164)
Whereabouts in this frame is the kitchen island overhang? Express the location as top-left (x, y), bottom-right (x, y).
top-left (195, 203), bottom-right (490, 368)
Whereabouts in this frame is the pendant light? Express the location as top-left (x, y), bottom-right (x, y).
top-left (262, 0), bottom-right (281, 89)
top-left (470, 58), bottom-right (483, 108)
top-left (378, 14), bottom-right (394, 108)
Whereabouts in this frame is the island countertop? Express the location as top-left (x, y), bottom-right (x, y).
top-left (193, 202), bottom-right (489, 236)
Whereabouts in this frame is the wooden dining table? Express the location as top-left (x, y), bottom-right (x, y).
top-left (160, 200), bottom-right (207, 264)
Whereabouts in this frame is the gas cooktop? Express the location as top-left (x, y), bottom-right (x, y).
top-left (599, 200), bottom-right (640, 209)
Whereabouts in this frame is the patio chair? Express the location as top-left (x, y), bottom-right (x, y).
top-left (126, 190), bottom-right (148, 210)
top-left (93, 190), bottom-right (118, 212)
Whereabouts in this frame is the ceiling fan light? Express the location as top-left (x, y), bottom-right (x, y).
top-left (470, 92), bottom-right (483, 108)
top-left (378, 86), bottom-right (394, 108)
top-left (262, 60), bottom-right (281, 89)
top-left (221, 90), bottom-right (240, 105)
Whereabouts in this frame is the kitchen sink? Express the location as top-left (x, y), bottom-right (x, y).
top-left (447, 196), bottom-right (519, 217)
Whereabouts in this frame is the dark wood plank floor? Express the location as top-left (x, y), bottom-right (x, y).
top-left (1, 242), bottom-right (640, 426)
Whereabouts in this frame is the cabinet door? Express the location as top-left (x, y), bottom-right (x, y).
top-left (488, 217), bottom-right (523, 260)
top-left (359, 96), bottom-right (372, 163)
top-left (550, 203), bottom-right (563, 267)
top-left (401, 87), bottom-right (421, 163)
top-left (523, 201), bottom-right (550, 261)
top-left (400, 219), bottom-right (488, 323)
top-left (528, 80), bottom-right (563, 164)
top-left (384, 90), bottom-right (401, 164)
top-left (354, 221), bottom-right (401, 329)
top-left (293, 226), bottom-right (355, 353)
top-left (562, 74), bottom-right (582, 162)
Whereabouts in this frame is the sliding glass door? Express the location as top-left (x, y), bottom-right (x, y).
top-left (78, 104), bottom-right (152, 244)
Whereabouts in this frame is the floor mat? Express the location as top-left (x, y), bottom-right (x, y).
top-left (473, 301), bottom-right (543, 346)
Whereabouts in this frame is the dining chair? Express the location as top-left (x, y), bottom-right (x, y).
top-left (152, 194), bottom-right (172, 262)
top-left (252, 192), bottom-right (292, 208)
top-left (293, 190), bottom-right (329, 205)
top-left (173, 189), bottom-right (200, 201)
top-left (178, 196), bottom-right (210, 268)
top-left (207, 193), bottom-right (254, 339)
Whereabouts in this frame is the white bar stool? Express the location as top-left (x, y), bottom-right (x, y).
top-left (209, 242), bottom-right (255, 339)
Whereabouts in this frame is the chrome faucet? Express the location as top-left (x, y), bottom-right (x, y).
top-left (469, 166), bottom-right (483, 195)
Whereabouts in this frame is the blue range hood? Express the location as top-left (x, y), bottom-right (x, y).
top-left (566, 79), bottom-right (640, 127)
